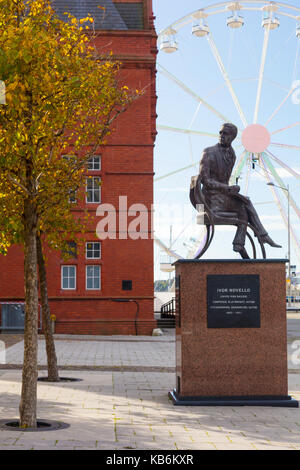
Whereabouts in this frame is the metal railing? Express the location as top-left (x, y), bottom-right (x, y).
top-left (160, 298), bottom-right (176, 319)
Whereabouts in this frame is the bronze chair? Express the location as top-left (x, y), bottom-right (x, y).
top-left (190, 175), bottom-right (266, 260)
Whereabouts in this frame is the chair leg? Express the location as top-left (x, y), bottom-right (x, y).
top-left (194, 221), bottom-right (266, 260)
top-left (194, 225), bottom-right (214, 259)
top-left (245, 223), bottom-right (267, 259)
top-left (246, 231), bottom-right (257, 259)
top-left (206, 224), bottom-right (215, 253)
top-left (258, 239), bottom-right (267, 259)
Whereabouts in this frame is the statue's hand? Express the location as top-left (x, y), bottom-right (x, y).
top-left (228, 185), bottom-right (240, 194)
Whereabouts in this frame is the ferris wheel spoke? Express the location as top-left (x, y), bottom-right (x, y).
top-left (187, 104), bottom-right (201, 164)
top-left (189, 102), bottom-right (202, 129)
top-left (158, 64), bottom-right (230, 123)
top-left (156, 3), bottom-right (300, 265)
top-left (253, 25), bottom-right (271, 124)
top-left (270, 142), bottom-right (300, 151)
top-left (265, 149), bottom-right (300, 180)
top-left (264, 78), bottom-right (290, 93)
top-left (157, 125), bottom-right (219, 138)
top-left (244, 160), bottom-right (251, 196)
top-left (154, 237), bottom-right (183, 260)
top-left (264, 86), bottom-right (299, 127)
top-left (260, 156), bottom-right (287, 219)
top-left (230, 150), bottom-right (248, 184)
top-left (206, 35), bottom-right (248, 128)
top-left (169, 215), bottom-right (197, 250)
top-left (187, 134), bottom-right (194, 165)
top-left (154, 161), bottom-right (199, 182)
top-left (271, 121), bottom-right (300, 135)
top-left (262, 152), bottom-right (300, 219)
top-left (260, 155), bottom-right (300, 260)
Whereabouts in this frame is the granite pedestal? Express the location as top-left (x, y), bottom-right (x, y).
top-left (169, 259), bottom-right (298, 407)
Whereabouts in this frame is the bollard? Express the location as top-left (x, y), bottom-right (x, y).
top-left (50, 314), bottom-right (56, 334)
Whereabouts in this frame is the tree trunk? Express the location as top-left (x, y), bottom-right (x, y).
top-left (19, 199), bottom-right (39, 428)
top-left (36, 234), bottom-right (59, 381)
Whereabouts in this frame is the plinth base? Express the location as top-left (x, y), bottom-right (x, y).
top-left (169, 389), bottom-right (299, 408)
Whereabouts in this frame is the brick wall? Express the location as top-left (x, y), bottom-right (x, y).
top-left (0, 0), bottom-right (157, 335)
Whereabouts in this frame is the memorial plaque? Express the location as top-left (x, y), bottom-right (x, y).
top-left (207, 275), bottom-right (260, 328)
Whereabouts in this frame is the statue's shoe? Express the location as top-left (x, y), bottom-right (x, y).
top-left (260, 235), bottom-right (282, 248)
top-left (233, 244), bottom-right (250, 259)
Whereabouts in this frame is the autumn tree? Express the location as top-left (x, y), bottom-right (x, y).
top-left (35, 164), bottom-right (94, 383)
top-left (0, 0), bottom-right (135, 428)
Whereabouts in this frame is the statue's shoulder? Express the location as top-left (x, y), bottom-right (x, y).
top-left (202, 144), bottom-right (219, 158)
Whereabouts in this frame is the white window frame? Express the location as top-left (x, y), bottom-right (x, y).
top-left (86, 242), bottom-right (101, 259)
top-left (87, 155), bottom-right (101, 171)
top-left (86, 177), bottom-right (101, 203)
top-left (61, 265), bottom-right (76, 290)
top-left (86, 265), bottom-right (101, 290)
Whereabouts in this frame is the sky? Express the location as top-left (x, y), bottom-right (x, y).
top-left (152, 0), bottom-right (300, 280)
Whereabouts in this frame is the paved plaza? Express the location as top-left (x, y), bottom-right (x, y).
top-left (0, 316), bottom-right (299, 450)
top-left (3, 333), bottom-right (174, 371)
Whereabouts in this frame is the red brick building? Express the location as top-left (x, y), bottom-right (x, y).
top-left (0, 0), bottom-right (157, 335)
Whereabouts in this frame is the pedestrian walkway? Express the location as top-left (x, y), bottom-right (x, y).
top-left (0, 323), bottom-right (300, 450)
top-left (4, 331), bottom-right (175, 370)
top-left (3, 323), bottom-right (300, 372)
top-left (0, 369), bottom-right (300, 450)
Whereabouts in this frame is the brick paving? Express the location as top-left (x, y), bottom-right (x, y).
top-left (3, 332), bottom-right (175, 370)
top-left (0, 318), bottom-right (299, 450)
top-left (0, 370), bottom-right (299, 450)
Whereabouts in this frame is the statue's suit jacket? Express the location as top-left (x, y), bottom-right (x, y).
top-left (192, 142), bottom-right (268, 246)
top-left (198, 143), bottom-right (236, 213)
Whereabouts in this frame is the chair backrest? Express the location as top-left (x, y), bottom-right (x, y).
top-left (189, 176), bottom-right (198, 209)
top-left (190, 175), bottom-right (211, 215)
top-left (190, 176), bottom-right (246, 227)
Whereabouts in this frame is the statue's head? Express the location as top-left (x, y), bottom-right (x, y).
top-left (219, 123), bottom-right (238, 147)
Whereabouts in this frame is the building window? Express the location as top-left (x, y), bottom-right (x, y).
top-left (61, 266), bottom-right (76, 290)
top-left (62, 154), bottom-right (77, 163)
top-left (86, 265), bottom-right (101, 290)
top-left (86, 177), bottom-right (101, 203)
top-left (122, 280), bottom-right (132, 291)
top-left (62, 241), bottom-right (77, 259)
top-left (68, 189), bottom-right (77, 204)
top-left (86, 242), bottom-right (101, 259)
top-left (87, 155), bottom-right (101, 171)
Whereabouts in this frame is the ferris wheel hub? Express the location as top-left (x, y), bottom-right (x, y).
top-left (241, 124), bottom-right (271, 154)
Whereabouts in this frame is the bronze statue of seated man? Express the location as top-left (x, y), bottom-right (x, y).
top-left (195, 122), bottom-right (281, 259)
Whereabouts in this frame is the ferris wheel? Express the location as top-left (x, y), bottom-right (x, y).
top-left (154, 0), bottom-right (300, 274)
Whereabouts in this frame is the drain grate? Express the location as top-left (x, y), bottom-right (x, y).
top-left (38, 376), bottom-right (83, 382)
top-left (0, 419), bottom-right (70, 432)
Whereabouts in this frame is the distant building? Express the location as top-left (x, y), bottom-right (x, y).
top-left (0, 0), bottom-right (157, 335)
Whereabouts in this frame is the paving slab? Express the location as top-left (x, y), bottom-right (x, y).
top-left (0, 322), bottom-right (299, 450)
top-left (3, 331), bottom-right (175, 370)
top-left (0, 368), bottom-right (299, 450)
